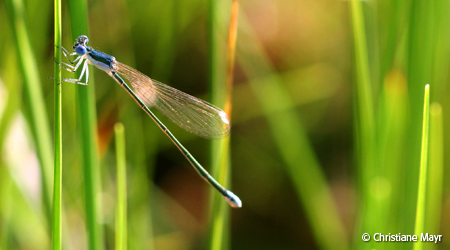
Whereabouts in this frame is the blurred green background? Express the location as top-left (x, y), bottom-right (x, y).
top-left (0, 0), bottom-right (449, 249)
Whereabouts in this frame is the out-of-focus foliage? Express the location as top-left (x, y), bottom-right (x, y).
top-left (0, 0), bottom-right (449, 249)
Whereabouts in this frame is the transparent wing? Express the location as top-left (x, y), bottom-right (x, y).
top-left (115, 61), bottom-right (230, 139)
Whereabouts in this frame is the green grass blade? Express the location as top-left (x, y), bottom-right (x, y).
top-left (349, 1), bottom-right (378, 243)
top-left (51, 0), bottom-right (62, 248)
top-left (423, 103), bottom-right (443, 250)
top-left (208, 140), bottom-right (231, 250)
top-left (5, 0), bottom-right (54, 225)
top-left (66, 0), bottom-right (103, 248)
top-left (208, 1), bottom-right (240, 249)
top-left (413, 84), bottom-right (430, 250)
top-left (207, 0), bottom-right (234, 250)
top-left (115, 123), bottom-right (127, 250)
top-left (404, 1), bottom-right (437, 238)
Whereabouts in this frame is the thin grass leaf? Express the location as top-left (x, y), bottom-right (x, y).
top-left (413, 84), bottom-right (430, 250)
top-left (208, 0), bottom-right (239, 249)
top-left (349, 2), bottom-right (378, 247)
top-left (423, 103), bottom-right (443, 250)
top-left (51, 0), bottom-right (62, 248)
top-left (404, 0), bottom-right (437, 239)
top-left (66, 0), bottom-right (103, 248)
top-left (115, 123), bottom-right (127, 250)
top-left (5, 0), bottom-right (53, 225)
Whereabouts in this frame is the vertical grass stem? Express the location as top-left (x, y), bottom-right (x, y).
top-left (5, 0), bottom-right (54, 226)
top-left (115, 123), bottom-right (127, 250)
top-left (413, 84), bottom-right (430, 250)
top-left (67, 0), bottom-right (103, 248)
top-left (51, 0), bottom-right (62, 248)
top-left (208, 1), bottom-right (239, 249)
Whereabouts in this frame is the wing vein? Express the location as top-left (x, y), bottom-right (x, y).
top-left (114, 61), bottom-right (230, 139)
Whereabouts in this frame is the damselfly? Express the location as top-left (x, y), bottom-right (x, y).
top-left (57, 35), bottom-right (241, 208)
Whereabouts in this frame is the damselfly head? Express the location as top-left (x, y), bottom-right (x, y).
top-left (73, 35), bottom-right (89, 48)
top-left (73, 35), bottom-right (89, 55)
top-left (76, 35), bottom-right (89, 46)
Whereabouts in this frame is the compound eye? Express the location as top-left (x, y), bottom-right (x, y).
top-left (77, 35), bottom-right (89, 45)
top-left (75, 45), bottom-right (87, 56)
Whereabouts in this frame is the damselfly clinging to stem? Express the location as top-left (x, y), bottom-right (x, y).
top-left (57, 35), bottom-right (241, 208)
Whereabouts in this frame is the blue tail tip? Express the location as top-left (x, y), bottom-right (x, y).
top-left (225, 190), bottom-right (242, 208)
